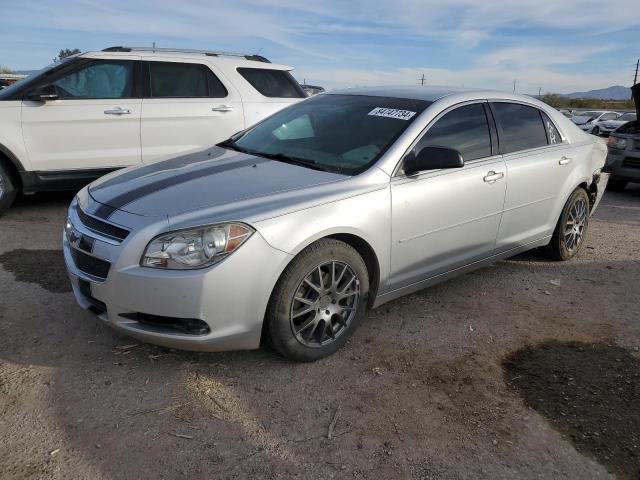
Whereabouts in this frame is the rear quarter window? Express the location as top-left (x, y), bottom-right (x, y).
top-left (237, 67), bottom-right (305, 98)
top-left (492, 102), bottom-right (548, 154)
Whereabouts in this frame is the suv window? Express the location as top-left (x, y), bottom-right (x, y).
top-left (237, 68), bottom-right (305, 98)
top-left (413, 103), bottom-right (492, 161)
top-left (52, 60), bottom-right (134, 99)
top-left (148, 62), bottom-right (227, 98)
top-left (492, 102), bottom-right (548, 154)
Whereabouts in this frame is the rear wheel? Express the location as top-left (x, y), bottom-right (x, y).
top-left (266, 239), bottom-right (369, 361)
top-left (607, 179), bottom-right (628, 192)
top-left (0, 161), bottom-right (18, 216)
top-left (591, 126), bottom-right (600, 136)
top-left (545, 188), bottom-right (590, 261)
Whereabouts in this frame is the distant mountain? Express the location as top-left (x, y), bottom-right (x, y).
top-left (564, 85), bottom-right (631, 100)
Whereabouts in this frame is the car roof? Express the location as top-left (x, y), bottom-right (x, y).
top-left (326, 85), bottom-right (544, 104)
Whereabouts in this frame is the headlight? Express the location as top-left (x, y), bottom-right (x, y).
top-left (607, 136), bottom-right (627, 149)
top-left (141, 222), bottom-right (254, 269)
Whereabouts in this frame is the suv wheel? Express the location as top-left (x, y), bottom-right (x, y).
top-left (266, 239), bottom-right (369, 361)
top-left (0, 161), bottom-right (18, 215)
top-left (607, 179), bottom-right (628, 192)
top-left (545, 188), bottom-right (590, 261)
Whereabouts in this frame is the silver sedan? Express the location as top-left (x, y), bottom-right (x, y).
top-left (64, 86), bottom-right (608, 361)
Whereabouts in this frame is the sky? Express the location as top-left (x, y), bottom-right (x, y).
top-left (1, 0), bottom-right (639, 94)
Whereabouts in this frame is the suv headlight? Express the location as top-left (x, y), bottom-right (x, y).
top-left (607, 136), bottom-right (627, 150)
top-left (141, 222), bottom-right (254, 269)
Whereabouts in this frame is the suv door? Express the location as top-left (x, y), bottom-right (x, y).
top-left (491, 102), bottom-right (575, 252)
top-left (389, 102), bottom-right (507, 290)
top-left (22, 57), bottom-right (142, 171)
top-left (140, 60), bottom-right (244, 163)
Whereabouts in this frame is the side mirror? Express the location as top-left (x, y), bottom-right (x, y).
top-left (25, 84), bottom-right (58, 102)
top-left (403, 146), bottom-right (464, 175)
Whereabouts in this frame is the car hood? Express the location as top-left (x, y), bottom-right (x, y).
top-left (572, 116), bottom-right (593, 125)
top-left (88, 146), bottom-right (348, 218)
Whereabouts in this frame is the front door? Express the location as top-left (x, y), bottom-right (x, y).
top-left (389, 102), bottom-right (506, 290)
top-left (22, 57), bottom-right (142, 172)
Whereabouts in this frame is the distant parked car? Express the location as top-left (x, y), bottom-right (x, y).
top-left (300, 84), bottom-right (325, 97)
top-left (595, 112), bottom-right (636, 136)
top-left (572, 111), bottom-right (620, 135)
top-left (603, 84), bottom-right (640, 191)
top-left (0, 46), bottom-right (306, 214)
top-left (63, 86), bottom-right (608, 360)
top-left (559, 109), bottom-right (573, 118)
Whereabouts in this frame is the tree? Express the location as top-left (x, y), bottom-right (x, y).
top-left (0, 65), bottom-right (14, 74)
top-left (57, 48), bottom-right (81, 61)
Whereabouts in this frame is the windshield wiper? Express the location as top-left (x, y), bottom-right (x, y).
top-left (218, 139), bottom-right (334, 173)
top-left (258, 152), bottom-right (332, 172)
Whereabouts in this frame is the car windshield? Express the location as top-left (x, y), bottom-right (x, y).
top-left (618, 113), bottom-right (636, 122)
top-left (223, 94), bottom-right (431, 175)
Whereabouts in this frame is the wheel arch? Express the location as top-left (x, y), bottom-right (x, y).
top-left (0, 143), bottom-right (23, 189)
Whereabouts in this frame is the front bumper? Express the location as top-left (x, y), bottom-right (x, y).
top-left (63, 197), bottom-right (291, 352)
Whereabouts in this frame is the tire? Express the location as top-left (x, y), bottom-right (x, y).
top-left (265, 239), bottom-right (369, 362)
top-left (591, 126), bottom-right (599, 136)
top-left (607, 179), bottom-right (628, 192)
top-left (545, 188), bottom-right (590, 261)
top-left (0, 160), bottom-right (18, 216)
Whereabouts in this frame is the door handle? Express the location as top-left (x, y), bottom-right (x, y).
top-left (104, 107), bottom-right (131, 115)
top-left (559, 156), bottom-right (573, 165)
top-left (483, 171), bottom-right (504, 183)
top-left (211, 105), bottom-right (234, 113)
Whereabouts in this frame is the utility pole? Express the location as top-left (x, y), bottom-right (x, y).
top-left (419, 74), bottom-right (426, 86)
top-left (538, 87), bottom-right (542, 97)
top-left (513, 79), bottom-right (517, 93)
top-left (634, 58), bottom-right (639, 85)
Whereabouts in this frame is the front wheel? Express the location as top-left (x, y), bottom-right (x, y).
top-left (265, 239), bottom-right (369, 361)
top-left (545, 188), bottom-right (590, 261)
top-left (591, 126), bottom-right (600, 136)
top-left (0, 161), bottom-right (18, 216)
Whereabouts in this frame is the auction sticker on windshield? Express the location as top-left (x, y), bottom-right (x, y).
top-left (368, 107), bottom-right (417, 120)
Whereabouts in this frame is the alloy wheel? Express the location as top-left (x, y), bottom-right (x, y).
top-left (289, 261), bottom-right (360, 348)
top-left (564, 197), bottom-right (588, 252)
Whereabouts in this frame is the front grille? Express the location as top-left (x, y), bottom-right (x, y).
top-left (71, 248), bottom-right (111, 280)
top-left (77, 206), bottom-right (129, 242)
top-left (623, 158), bottom-right (640, 169)
top-left (78, 279), bottom-right (107, 314)
top-left (119, 312), bottom-right (211, 335)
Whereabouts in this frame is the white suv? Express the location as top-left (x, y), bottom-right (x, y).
top-left (0, 46), bottom-right (306, 213)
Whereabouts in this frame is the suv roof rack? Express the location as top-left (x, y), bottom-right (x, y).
top-left (102, 46), bottom-right (271, 63)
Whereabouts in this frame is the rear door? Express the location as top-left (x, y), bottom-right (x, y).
top-left (491, 101), bottom-right (577, 252)
top-left (140, 60), bottom-right (244, 163)
top-left (389, 102), bottom-right (507, 289)
top-left (22, 57), bottom-right (142, 171)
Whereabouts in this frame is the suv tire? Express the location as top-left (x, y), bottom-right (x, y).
top-left (266, 239), bottom-right (369, 362)
top-left (0, 160), bottom-right (18, 215)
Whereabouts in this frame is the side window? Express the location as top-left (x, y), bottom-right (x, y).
top-left (541, 112), bottom-right (561, 145)
top-left (413, 103), bottom-right (492, 161)
top-left (601, 113), bottom-right (617, 121)
top-left (52, 60), bottom-right (134, 99)
top-left (237, 68), bottom-right (306, 98)
top-left (148, 62), bottom-right (227, 98)
top-left (492, 102), bottom-right (548, 154)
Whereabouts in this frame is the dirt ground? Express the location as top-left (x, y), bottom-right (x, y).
top-left (1, 186), bottom-right (639, 480)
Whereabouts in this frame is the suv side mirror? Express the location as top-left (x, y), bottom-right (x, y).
top-left (25, 84), bottom-right (58, 102)
top-left (403, 146), bottom-right (464, 175)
